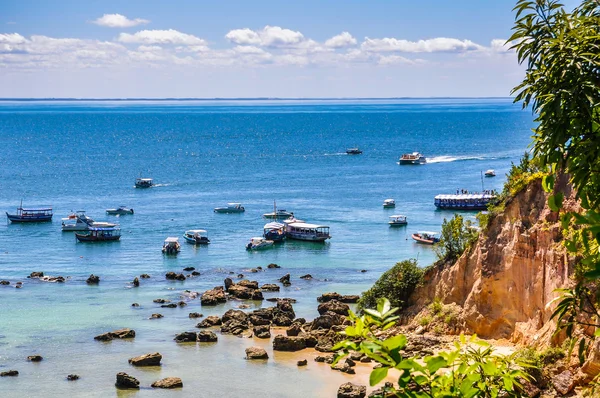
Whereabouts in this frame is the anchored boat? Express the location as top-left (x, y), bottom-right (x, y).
top-left (106, 206), bottom-right (134, 215)
top-left (246, 237), bottom-right (274, 250)
top-left (214, 203), bottom-right (245, 213)
top-left (162, 237), bottom-right (181, 254)
top-left (346, 148), bottom-right (363, 155)
top-left (284, 221), bottom-right (331, 242)
top-left (183, 229), bottom-right (210, 245)
top-left (383, 199), bottom-right (396, 208)
top-left (434, 193), bottom-right (496, 210)
top-left (411, 231), bottom-right (439, 245)
top-left (263, 222), bottom-right (286, 242)
top-left (388, 215), bottom-right (408, 226)
top-left (75, 226), bottom-right (121, 242)
top-left (6, 203), bottom-right (53, 223)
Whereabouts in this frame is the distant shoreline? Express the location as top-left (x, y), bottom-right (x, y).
top-left (0, 97), bottom-right (513, 102)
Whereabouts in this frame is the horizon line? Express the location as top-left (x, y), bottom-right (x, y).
top-left (0, 96), bottom-right (514, 101)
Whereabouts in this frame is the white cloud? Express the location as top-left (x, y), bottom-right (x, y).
top-left (489, 39), bottom-right (512, 53)
top-left (92, 14), bottom-right (150, 28)
top-left (324, 32), bottom-right (357, 48)
top-left (118, 29), bottom-right (206, 45)
top-left (225, 25), bottom-right (304, 47)
top-left (137, 45), bottom-right (162, 52)
top-left (361, 37), bottom-right (483, 53)
top-left (0, 33), bottom-right (28, 44)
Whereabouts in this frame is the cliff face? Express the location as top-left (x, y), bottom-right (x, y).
top-left (408, 177), bottom-right (579, 344)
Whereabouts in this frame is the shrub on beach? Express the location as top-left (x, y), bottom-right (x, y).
top-left (357, 259), bottom-right (423, 311)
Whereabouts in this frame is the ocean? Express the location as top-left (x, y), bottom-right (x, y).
top-left (0, 98), bottom-right (534, 397)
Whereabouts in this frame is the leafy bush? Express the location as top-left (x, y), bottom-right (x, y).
top-left (357, 259), bottom-right (423, 311)
top-left (434, 214), bottom-right (479, 263)
top-left (334, 298), bottom-right (532, 398)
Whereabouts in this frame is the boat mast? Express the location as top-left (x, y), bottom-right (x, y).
top-left (480, 171), bottom-right (484, 192)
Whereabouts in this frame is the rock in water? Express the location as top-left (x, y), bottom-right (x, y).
top-left (337, 382), bottom-right (366, 398)
top-left (132, 277), bottom-right (139, 287)
top-left (66, 374), bottom-right (80, 381)
top-left (197, 331), bottom-right (218, 342)
top-left (150, 313), bottom-right (163, 319)
top-left (245, 347), bottom-right (269, 360)
top-left (317, 300), bottom-right (350, 316)
top-left (27, 355), bottom-right (43, 362)
top-left (267, 263), bottom-right (280, 269)
top-left (279, 274), bottom-right (291, 286)
top-left (253, 325), bottom-right (271, 339)
top-left (94, 328), bottom-right (135, 341)
top-left (151, 377), bottom-right (183, 389)
top-left (174, 332), bottom-right (197, 343)
top-left (86, 274), bottom-right (100, 284)
top-left (196, 316), bottom-right (221, 328)
top-left (0, 370), bottom-right (18, 377)
top-left (273, 335), bottom-right (306, 351)
top-left (297, 359), bottom-right (308, 366)
top-left (128, 352), bottom-right (162, 366)
top-left (299, 274), bottom-right (312, 280)
top-left (115, 372), bottom-right (140, 389)
top-left (188, 312), bottom-right (203, 318)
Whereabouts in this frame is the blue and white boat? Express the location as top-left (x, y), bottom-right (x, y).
top-left (106, 206), bottom-right (134, 215)
top-left (62, 211), bottom-right (116, 231)
top-left (6, 204), bottom-right (53, 223)
top-left (214, 203), bottom-right (245, 213)
top-left (263, 222), bottom-right (286, 242)
top-left (75, 226), bottom-right (121, 242)
top-left (246, 237), bottom-right (274, 251)
top-left (183, 229), bottom-right (210, 244)
top-left (284, 221), bottom-right (331, 242)
top-left (434, 193), bottom-right (496, 210)
top-left (388, 215), bottom-right (408, 226)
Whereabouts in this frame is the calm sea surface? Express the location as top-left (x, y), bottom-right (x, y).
top-left (0, 99), bottom-right (534, 397)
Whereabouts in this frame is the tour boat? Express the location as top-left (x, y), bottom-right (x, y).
top-left (484, 169), bottom-right (496, 177)
top-left (411, 231), bottom-right (440, 245)
top-left (285, 221), bottom-right (331, 242)
top-left (383, 199), bottom-right (396, 208)
top-left (6, 204), bottom-right (53, 223)
top-left (106, 206), bottom-right (134, 215)
top-left (399, 152), bottom-right (427, 165)
top-left (183, 229), bottom-right (210, 244)
top-left (388, 215), bottom-right (408, 226)
top-left (434, 193), bottom-right (496, 210)
top-left (246, 237), bottom-right (274, 251)
top-left (62, 211), bottom-right (116, 231)
top-left (214, 203), bottom-right (245, 213)
top-left (135, 178), bottom-right (153, 188)
top-left (346, 148), bottom-right (363, 155)
top-left (162, 237), bottom-right (181, 254)
top-left (263, 222), bottom-right (286, 242)
top-left (75, 226), bottom-right (121, 242)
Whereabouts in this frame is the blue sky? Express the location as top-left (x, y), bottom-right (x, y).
top-left (0, 0), bottom-right (579, 98)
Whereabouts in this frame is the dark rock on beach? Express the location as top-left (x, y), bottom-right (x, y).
top-left (266, 297), bottom-right (297, 303)
top-left (94, 328), bottom-right (136, 341)
top-left (286, 323), bottom-right (302, 336)
top-left (0, 280), bottom-right (10, 285)
top-left (115, 372), bottom-right (139, 389)
top-left (166, 272), bottom-right (186, 281)
top-left (297, 359), bottom-right (308, 366)
top-left (128, 352), bottom-right (162, 366)
top-left (151, 377), bottom-right (183, 389)
top-left (221, 311), bottom-right (249, 335)
top-left (314, 354), bottom-right (335, 363)
top-left (201, 287), bottom-right (226, 306)
top-left (161, 303), bottom-right (177, 308)
top-left (178, 301), bottom-right (187, 307)
top-left (197, 330), bottom-right (218, 342)
top-left (245, 347), bottom-right (269, 360)
top-left (224, 277), bottom-right (234, 291)
top-left (0, 370), bottom-right (18, 377)
top-left (27, 355), bottom-right (43, 362)
top-left (273, 335), bottom-right (306, 351)
top-left (86, 274), bottom-right (100, 284)
top-left (317, 292), bottom-right (359, 304)
top-left (66, 374), bottom-right (80, 381)
top-left (238, 280), bottom-right (259, 290)
top-left (153, 298), bottom-right (169, 304)
top-left (337, 382), bottom-right (366, 398)
top-left (317, 300), bottom-right (350, 316)
top-left (174, 332), bottom-right (197, 343)
top-left (196, 315), bottom-right (222, 328)
top-left (253, 325), bottom-right (271, 339)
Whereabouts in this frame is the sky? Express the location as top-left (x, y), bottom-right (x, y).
top-left (0, 0), bottom-right (580, 98)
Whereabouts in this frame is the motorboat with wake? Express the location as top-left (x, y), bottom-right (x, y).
top-left (135, 178), bottom-right (153, 188)
top-left (399, 152), bottom-right (427, 165)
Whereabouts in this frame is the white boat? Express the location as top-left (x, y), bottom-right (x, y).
top-left (106, 206), bottom-right (134, 215)
top-left (383, 199), bottom-right (396, 208)
top-left (263, 201), bottom-right (294, 219)
top-left (246, 237), bottom-right (274, 250)
top-left (263, 222), bottom-right (286, 242)
top-left (61, 211), bottom-right (116, 232)
top-left (135, 178), bottom-right (153, 188)
top-left (388, 215), bottom-right (408, 226)
top-left (484, 169), bottom-right (496, 177)
top-left (285, 221), bottom-right (331, 242)
top-left (162, 237), bottom-right (181, 254)
top-left (399, 152), bottom-right (427, 165)
top-left (214, 203), bottom-right (245, 213)
top-left (183, 229), bottom-right (210, 244)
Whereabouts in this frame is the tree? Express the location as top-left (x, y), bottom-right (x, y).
top-left (434, 214), bottom-right (479, 263)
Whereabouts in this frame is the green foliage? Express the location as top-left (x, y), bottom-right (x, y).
top-left (434, 214), bottom-right (479, 263)
top-left (418, 315), bottom-right (432, 327)
top-left (429, 298), bottom-right (443, 315)
top-left (333, 298), bottom-right (532, 398)
top-left (358, 259), bottom-right (424, 311)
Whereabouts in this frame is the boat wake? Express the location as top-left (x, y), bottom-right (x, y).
top-left (324, 152), bottom-right (348, 156)
top-left (427, 155), bottom-right (486, 164)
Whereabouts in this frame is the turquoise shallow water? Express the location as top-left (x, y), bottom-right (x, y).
top-left (0, 98), bottom-right (533, 397)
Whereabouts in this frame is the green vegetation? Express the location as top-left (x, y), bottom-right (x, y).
top-left (333, 298), bottom-right (531, 397)
top-left (357, 259), bottom-right (424, 311)
top-left (434, 214), bottom-right (479, 263)
top-left (511, 0), bottom-right (600, 362)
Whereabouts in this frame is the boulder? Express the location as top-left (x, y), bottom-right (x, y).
top-left (128, 352), bottom-right (162, 366)
top-left (251, 290), bottom-right (264, 300)
top-left (28, 272), bottom-right (44, 278)
top-left (0, 280), bottom-right (9, 285)
top-left (317, 292), bottom-right (359, 303)
top-left (165, 272), bottom-right (186, 281)
top-left (151, 377), bottom-right (183, 389)
top-left (273, 335), bottom-right (306, 351)
top-left (279, 274), bottom-right (291, 286)
top-left (337, 383), bottom-right (366, 398)
top-left (245, 347), bottom-right (269, 360)
top-left (131, 303), bottom-right (140, 307)
top-left (272, 312), bottom-right (294, 327)
top-left (178, 301), bottom-right (187, 307)
top-left (238, 280), bottom-right (259, 290)
top-left (286, 323), bottom-right (302, 336)
top-left (191, 271), bottom-right (200, 276)
top-left (197, 331), bottom-right (218, 342)
top-left (150, 313), bottom-right (163, 319)
top-left (332, 361), bottom-right (355, 374)
top-left (224, 277), bottom-right (234, 291)
top-left (115, 372), bottom-right (139, 389)
top-left (267, 263), bottom-right (280, 269)
top-left (94, 328), bottom-right (136, 341)
top-left (197, 316), bottom-right (222, 328)
top-left (297, 359), bottom-right (308, 366)
top-left (340, 295), bottom-right (360, 303)
top-left (221, 320), bottom-right (248, 335)
top-left (183, 267), bottom-right (195, 271)
top-left (66, 374), bottom-right (79, 381)
top-left (317, 300), bottom-right (350, 316)
top-left (299, 274), bottom-right (312, 280)
top-left (314, 354), bottom-right (335, 363)
top-left (27, 355), bottom-right (43, 362)
top-left (311, 313), bottom-right (346, 330)
top-left (222, 309), bottom-right (248, 324)
top-left (552, 370), bottom-right (575, 395)
top-left (132, 277), bottom-right (139, 287)
top-left (228, 285), bottom-right (254, 299)
top-left (260, 284), bottom-right (280, 292)
top-left (174, 332), bottom-right (197, 343)
top-left (161, 303), bottom-right (177, 308)
top-left (201, 287), bottom-right (226, 306)
top-left (253, 325), bottom-right (271, 339)
top-left (188, 312), bottom-right (203, 318)
top-left (266, 297), bottom-right (297, 303)
top-left (0, 370), bottom-right (18, 377)
top-left (277, 299), bottom-right (295, 317)
top-left (153, 298), bottom-right (169, 303)
top-left (140, 274), bottom-right (151, 279)
top-left (86, 274), bottom-right (100, 284)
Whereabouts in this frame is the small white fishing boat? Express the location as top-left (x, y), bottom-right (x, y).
top-left (412, 231), bottom-right (440, 245)
top-left (106, 206), bottom-right (134, 215)
top-left (183, 229), bottom-right (210, 244)
top-left (484, 169), bottom-right (496, 177)
top-left (135, 178), bottom-right (153, 188)
top-left (246, 237), bottom-right (274, 251)
top-left (62, 211), bottom-right (116, 231)
top-left (388, 215), bottom-right (408, 226)
top-left (383, 199), bottom-right (396, 208)
top-left (399, 152), bottom-right (427, 165)
top-left (162, 237), bottom-right (181, 254)
top-left (214, 203), bottom-right (245, 213)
